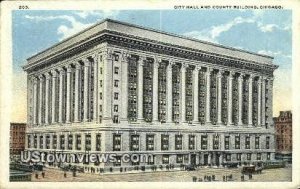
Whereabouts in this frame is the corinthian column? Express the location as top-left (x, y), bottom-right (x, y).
top-left (238, 73), bottom-right (244, 126)
top-left (205, 67), bottom-right (212, 124)
top-left (257, 76), bottom-right (262, 127)
top-left (152, 57), bottom-right (160, 123)
top-left (58, 68), bottom-right (65, 123)
top-left (33, 77), bottom-right (38, 125)
top-left (45, 73), bottom-right (51, 125)
top-left (74, 62), bottom-right (81, 123)
top-left (217, 70), bottom-right (223, 125)
top-left (248, 75), bottom-right (253, 126)
top-left (38, 75), bottom-right (44, 125)
top-left (166, 61), bottom-right (173, 123)
top-left (51, 70), bottom-right (57, 124)
top-left (137, 56), bottom-right (145, 122)
top-left (180, 63), bottom-right (187, 123)
top-left (121, 52), bottom-right (129, 123)
top-left (66, 65), bottom-right (72, 123)
top-left (102, 50), bottom-right (113, 123)
top-left (93, 55), bottom-right (99, 122)
top-left (261, 77), bottom-right (266, 127)
top-left (227, 71), bottom-right (233, 126)
top-left (193, 66), bottom-right (200, 124)
top-left (83, 59), bottom-right (90, 122)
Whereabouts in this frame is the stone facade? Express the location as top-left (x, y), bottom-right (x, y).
top-left (23, 19), bottom-right (278, 172)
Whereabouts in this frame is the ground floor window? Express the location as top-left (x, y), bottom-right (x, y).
top-left (176, 155), bottom-right (183, 164)
top-left (162, 155), bottom-right (169, 164)
top-left (247, 153), bottom-right (251, 160)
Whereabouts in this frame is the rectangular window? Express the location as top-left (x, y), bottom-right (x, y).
top-left (99, 80), bottom-right (103, 87)
top-left (161, 134), bottom-right (169, 151)
top-left (53, 135), bottom-right (57, 149)
top-left (175, 135), bottom-right (183, 150)
top-left (27, 135), bottom-right (31, 148)
top-left (114, 67), bottom-right (119, 74)
top-left (255, 136), bottom-right (260, 149)
top-left (235, 136), bottom-right (240, 149)
top-left (113, 115), bottom-right (119, 123)
top-left (237, 153), bottom-right (241, 161)
top-left (225, 136), bottom-right (230, 150)
top-left (68, 135), bottom-right (72, 150)
top-left (85, 134), bottom-right (91, 151)
top-left (100, 93), bottom-right (102, 100)
top-left (99, 105), bottom-right (102, 112)
top-left (34, 135), bottom-right (37, 148)
top-left (247, 153), bottom-right (251, 160)
top-left (130, 135), bottom-right (139, 151)
top-left (40, 135), bottom-right (43, 149)
top-left (266, 136), bottom-right (270, 149)
top-left (113, 134), bottom-right (121, 151)
top-left (114, 105), bottom-right (118, 112)
top-left (76, 135), bottom-right (81, 150)
top-left (245, 136), bottom-right (250, 149)
top-left (146, 135), bottom-right (154, 151)
top-left (162, 155), bottom-right (169, 164)
top-left (147, 155), bottom-right (155, 165)
top-left (257, 153), bottom-right (261, 160)
top-left (114, 80), bottom-right (119, 87)
top-left (226, 154), bottom-right (231, 161)
top-left (189, 135), bottom-right (195, 150)
top-left (60, 135), bottom-right (65, 150)
top-left (114, 92), bottom-right (119, 100)
top-left (213, 135), bottom-right (219, 150)
top-left (176, 154), bottom-right (183, 164)
top-left (96, 134), bottom-right (101, 151)
top-left (201, 135), bottom-right (207, 150)
top-left (46, 135), bottom-right (50, 149)
top-left (267, 152), bottom-right (271, 160)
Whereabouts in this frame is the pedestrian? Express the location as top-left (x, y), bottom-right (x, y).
top-left (64, 171), bottom-right (67, 178)
top-left (35, 172), bottom-right (38, 179)
top-left (241, 175), bottom-right (244, 181)
top-left (223, 175), bottom-right (225, 182)
top-left (42, 171), bottom-right (45, 178)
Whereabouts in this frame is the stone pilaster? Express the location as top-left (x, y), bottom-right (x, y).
top-left (120, 52), bottom-right (129, 123)
top-left (193, 66), bottom-right (200, 124)
top-left (152, 57), bottom-right (160, 123)
top-left (102, 50), bottom-right (113, 124)
top-left (51, 70), bottom-right (57, 124)
top-left (33, 77), bottom-right (38, 125)
top-left (93, 54), bottom-right (99, 122)
top-left (74, 62), bottom-right (81, 123)
top-left (261, 77), bottom-right (266, 127)
top-left (180, 63), bottom-right (187, 123)
top-left (66, 65), bottom-right (72, 123)
top-left (58, 68), bottom-right (65, 123)
top-left (257, 76), bottom-right (262, 127)
top-left (248, 75), bottom-right (253, 126)
top-left (227, 71), bottom-right (233, 126)
top-left (217, 70), bottom-right (223, 125)
top-left (137, 56), bottom-right (145, 122)
top-left (238, 73), bottom-right (244, 126)
top-left (38, 75), bottom-right (44, 125)
top-left (166, 61), bottom-right (174, 123)
top-left (83, 59), bottom-right (90, 122)
top-left (45, 73), bottom-right (50, 125)
top-left (205, 67), bottom-right (212, 124)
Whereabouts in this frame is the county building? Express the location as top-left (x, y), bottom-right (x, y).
top-left (23, 19), bottom-right (278, 173)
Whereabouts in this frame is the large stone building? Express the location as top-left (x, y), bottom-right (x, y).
top-left (10, 123), bottom-right (26, 159)
top-left (23, 19), bottom-right (278, 172)
top-left (274, 111), bottom-right (292, 163)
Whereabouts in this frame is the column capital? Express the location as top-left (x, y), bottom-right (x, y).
top-left (66, 64), bottom-right (73, 72)
top-left (228, 71), bottom-right (234, 78)
top-left (121, 51), bottom-right (129, 62)
top-left (217, 70), bottom-right (223, 78)
top-left (238, 73), bottom-right (244, 81)
top-left (103, 49), bottom-right (114, 60)
top-left (57, 67), bottom-right (65, 74)
top-left (45, 72), bottom-right (51, 79)
top-left (33, 77), bottom-right (38, 83)
top-left (82, 59), bottom-right (90, 67)
top-left (154, 56), bottom-right (162, 63)
top-left (167, 61), bottom-right (174, 71)
top-left (194, 65), bottom-right (201, 71)
top-left (138, 56), bottom-right (145, 66)
top-left (75, 62), bottom-right (81, 69)
top-left (51, 70), bottom-right (58, 77)
top-left (153, 60), bottom-right (160, 68)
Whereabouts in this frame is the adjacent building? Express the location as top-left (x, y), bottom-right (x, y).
top-left (23, 19), bottom-right (278, 173)
top-left (10, 123), bottom-right (26, 159)
top-left (274, 111), bottom-right (292, 163)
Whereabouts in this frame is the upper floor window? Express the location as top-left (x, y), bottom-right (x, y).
top-left (113, 134), bottom-right (121, 151)
top-left (114, 80), bottom-right (119, 87)
top-left (161, 134), bottom-right (169, 151)
top-left (114, 67), bottom-right (119, 74)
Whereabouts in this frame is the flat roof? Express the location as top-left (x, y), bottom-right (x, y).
top-left (26, 18), bottom-right (274, 66)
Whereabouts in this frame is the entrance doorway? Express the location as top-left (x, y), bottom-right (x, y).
top-left (216, 154), bottom-right (220, 166)
top-left (190, 154), bottom-right (196, 165)
top-left (204, 154), bottom-right (208, 166)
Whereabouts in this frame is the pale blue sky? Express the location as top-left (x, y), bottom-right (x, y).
top-left (12, 10), bottom-right (292, 121)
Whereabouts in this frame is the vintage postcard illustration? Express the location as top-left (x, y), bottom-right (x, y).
top-left (0, 0), bottom-right (299, 188)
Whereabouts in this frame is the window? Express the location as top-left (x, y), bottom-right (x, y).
top-left (161, 134), bottom-right (169, 151)
top-left (176, 155), bottom-right (183, 164)
top-left (162, 155), bottom-right (169, 164)
top-left (76, 135), bottom-right (81, 150)
top-left (189, 135), bottom-right (195, 150)
top-left (113, 115), bottom-right (119, 123)
top-left (247, 153), bottom-right (251, 160)
top-left (27, 135), bottom-right (31, 148)
top-left (267, 152), bottom-right (270, 160)
top-left (99, 105), bottom-right (102, 112)
top-left (100, 67), bottom-right (103, 74)
top-left (266, 136), bottom-right (270, 149)
top-left (114, 80), bottom-right (119, 87)
top-left (257, 153), bottom-right (261, 160)
top-left (255, 136), bottom-right (260, 149)
top-left (46, 135), bottom-right (50, 149)
top-left (226, 154), bottom-right (231, 161)
top-left (68, 135), bottom-right (73, 150)
top-left (235, 136), bottom-right (240, 149)
top-left (34, 135), bottom-right (37, 148)
top-left (85, 134), bottom-right (91, 151)
top-left (113, 134), bottom-right (121, 151)
top-left (60, 135), bottom-right (65, 150)
top-left (201, 135), bottom-right (207, 150)
top-left (237, 153), bottom-right (241, 161)
top-left (225, 136), bottom-right (230, 150)
top-left (40, 135), bottom-right (43, 149)
top-left (147, 155), bottom-right (155, 165)
top-left (213, 135), bottom-right (219, 150)
top-left (130, 135), bottom-right (139, 151)
top-left (114, 67), bottom-right (119, 74)
top-left (100, 93), bottom-right (102, 100)
top-left (114, 105), bottom-right (118, 112)
top-left (99, 80), bottom-right (103, 87)
top-left (114, 92), bottom-right (119, 100)
top-left (53, 135), bottom-right (57, 149)
top-left (146, 135), bottom-right (154, 151)
top-left (245, 136), bottom-right (250, 149)
top-left (175, 135), bottom-right (182, 150)
top-left (96, 134), bottom-right (101, 151)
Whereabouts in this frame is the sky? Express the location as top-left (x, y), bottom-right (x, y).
top-left (12, 9), bottom-right (292, 122)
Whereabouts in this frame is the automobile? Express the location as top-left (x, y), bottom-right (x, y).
top-left (185, 164), bottom-right (196, 171)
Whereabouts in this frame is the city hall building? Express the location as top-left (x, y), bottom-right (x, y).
top-left (23, 19), bottom-right (278, 172)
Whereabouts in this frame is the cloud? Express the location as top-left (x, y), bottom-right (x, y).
top-left (257, 50), bottom-right (292, 59)
top-left (74, 10), bottom-right (119, 19)
top-left (258, 23), bottom-right (291, 33)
